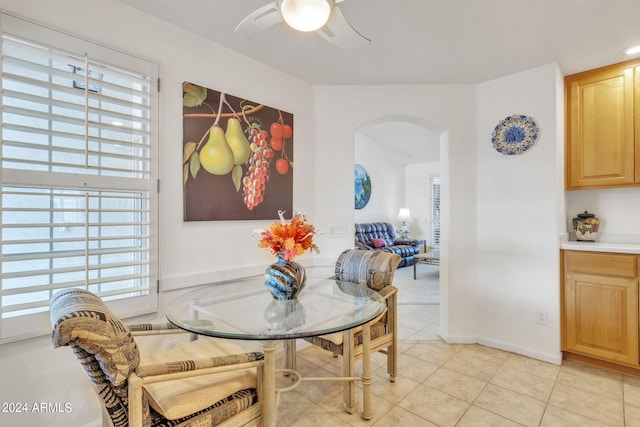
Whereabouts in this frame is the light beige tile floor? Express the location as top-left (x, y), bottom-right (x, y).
top-left (274, 265), bottom-right (640, 426)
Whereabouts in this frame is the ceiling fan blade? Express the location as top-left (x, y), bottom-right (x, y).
top-left (235, 1), bottom-right (283, 41)
top-left (317, 5), bottom-right (370, 49)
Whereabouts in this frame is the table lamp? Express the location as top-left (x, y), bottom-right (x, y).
top-left (397, 208), bottom-right (413, 239)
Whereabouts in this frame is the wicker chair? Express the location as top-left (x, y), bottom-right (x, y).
top-left (50, 289), bottom-right (264, 427)
top-left (305, 249), bottom-right (401, 416)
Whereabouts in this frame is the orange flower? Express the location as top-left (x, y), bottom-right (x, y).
top-left (258, 211), bottom-right (319, 261)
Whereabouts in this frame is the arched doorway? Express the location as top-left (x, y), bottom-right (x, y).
top-left (354, 116), bottom-right (449, 339)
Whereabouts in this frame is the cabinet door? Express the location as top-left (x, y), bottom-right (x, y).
top-left (636, 66), bottom-right (640, 184)
top-left (566, 65), bottom-right (635, 189)
top-left (564, 272), bottom-right (639, 366)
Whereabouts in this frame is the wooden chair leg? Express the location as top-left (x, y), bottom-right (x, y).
top-left (388, 342), bottom-right (397, 382)
top-left (361, 323), bottom-right (372, 420)
top-left (342, 331), bottom-right (356, 414)
top-left (389, 293), bottom-right (398, 381)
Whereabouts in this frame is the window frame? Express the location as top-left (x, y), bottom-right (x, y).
top-left (430, 174), bottom-right (440, 247)
top-left (0, 14), bottom-right (159, 343)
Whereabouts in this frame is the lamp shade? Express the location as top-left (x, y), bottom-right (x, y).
top-left (397, 208), bottom-right (413, 222)
top-left (279, 0), bottom-right (333, 32)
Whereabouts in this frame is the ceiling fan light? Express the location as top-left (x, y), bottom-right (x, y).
top-left (279, 0), bottom-right (333, 32)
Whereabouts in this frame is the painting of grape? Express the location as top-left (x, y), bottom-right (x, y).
top-left (354, 163), bottom-right (371, 209)
top-left (182, 82), bottom-right (293, 221)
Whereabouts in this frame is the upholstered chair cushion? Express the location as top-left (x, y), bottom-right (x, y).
top-left (311, 322), bottom-right (387, 348)
top-left (335, 249), bottom-right (401, 291)
top-left (138, 339), bottom-right (260, 420)
top-left (51, 290), bottom-right (263, 427)
top-left (50, 288), bottom-right (139, 387)
top-left (316, 249), bottom-right (400, 347)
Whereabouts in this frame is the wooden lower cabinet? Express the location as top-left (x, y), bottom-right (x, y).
top-left (562, 250), bottom-right (640, 369)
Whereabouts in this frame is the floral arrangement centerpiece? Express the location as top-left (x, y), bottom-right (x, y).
top-left (257, 211), bottom-right (319, 300)
top-left (258, 210), bottom-right (319, 261)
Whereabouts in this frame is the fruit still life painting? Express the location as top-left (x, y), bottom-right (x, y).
top-left (183, 82), bottom-right (293, 221)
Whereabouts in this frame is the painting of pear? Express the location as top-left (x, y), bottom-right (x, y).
top-left (199, 126), bottom-right (234, 175)
top-left (225, 117), bottom-right (251, 165)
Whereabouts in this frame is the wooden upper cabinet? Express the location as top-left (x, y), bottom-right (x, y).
top-left (636, 66), bottom-right (640, 185)
top-left (565, 59), bottom-right (639, 190)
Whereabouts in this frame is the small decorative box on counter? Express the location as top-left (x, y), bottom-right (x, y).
top-left (572, 211), bottom-right (600, 241)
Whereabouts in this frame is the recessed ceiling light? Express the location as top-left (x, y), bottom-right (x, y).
top-left (624, 45), bottom-right (640, 55)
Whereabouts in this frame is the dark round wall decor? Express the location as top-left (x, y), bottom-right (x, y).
top-left (491, 114), bottom-right (539, 155)
top-left (354, 163), bottom-right (371, 209)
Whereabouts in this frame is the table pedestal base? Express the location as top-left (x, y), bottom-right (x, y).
top-left (264, 323), bottom-right (374, 425)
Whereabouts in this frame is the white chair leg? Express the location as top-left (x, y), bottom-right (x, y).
top-left (342, 331), bottom-right (356, 414)
top-left (361, 323), bottom-right (372, 420)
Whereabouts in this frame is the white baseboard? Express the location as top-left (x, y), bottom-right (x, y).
top-left (476, 336), bottom-right (562, 365)
top-left (437, 330), bottom-right (562, 365)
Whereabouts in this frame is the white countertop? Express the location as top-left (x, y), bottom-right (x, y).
top-left (560, 240), bottom-right (640, 254)
top-left (560, 233), bottom-right (640, 254)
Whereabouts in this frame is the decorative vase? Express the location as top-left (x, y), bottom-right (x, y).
top-left (572, 211), bottom-right (600, 241)
top-left (264, 253), bottom-right (307, 300)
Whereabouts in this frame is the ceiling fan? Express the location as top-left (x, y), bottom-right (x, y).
top-left (235, 0), bottom-right (370, 49)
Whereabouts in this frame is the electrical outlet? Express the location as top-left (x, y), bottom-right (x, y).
top-left (536, 309), bottom-right (548, 325)
top-left (167, 340), bottom-right (179, 350)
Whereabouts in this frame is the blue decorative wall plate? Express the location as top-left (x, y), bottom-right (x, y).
top-left (491, 115), bottom-right (539, 155)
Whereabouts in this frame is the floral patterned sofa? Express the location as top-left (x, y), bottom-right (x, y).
top-left (354, 222), bottom-right (420, 268)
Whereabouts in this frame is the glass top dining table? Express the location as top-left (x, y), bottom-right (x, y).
top-left (165, 275), bottom-right (385, 341)
top-left (164, 275), bottom-right (386, 427)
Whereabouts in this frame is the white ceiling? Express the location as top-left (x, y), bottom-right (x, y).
top-left (118, 0), bottom-right (640, 85)
top-left (117, 0), bottom-right (640, 165)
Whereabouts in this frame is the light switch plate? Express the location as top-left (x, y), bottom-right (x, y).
top-left (328, 224), bottom-right (346, 237)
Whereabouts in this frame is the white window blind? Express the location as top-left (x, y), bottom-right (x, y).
top-left (431, 175), bottom-right (440, 247)
top-left (0, 15), bottom-right (158, 342)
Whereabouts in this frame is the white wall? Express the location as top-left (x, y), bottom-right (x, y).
top-left (566, 188), bottom-right (640, 242)
top-left (0, 0), bottom-right (316, 425)
top-left (475, 63), bottom-right (564, 363)
top-left (406, 161), bottom-right (440, 242)
top-left (353, 133), bottom-right (405, 223)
